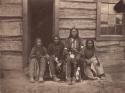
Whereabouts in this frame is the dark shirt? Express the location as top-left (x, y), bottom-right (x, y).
top-left (84, 47), bottom-right (95, 59)
top-left (48, 42), bottom-right (64, 59)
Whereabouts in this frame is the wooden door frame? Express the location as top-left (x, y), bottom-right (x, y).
top-left (22, 0), bottom-right (59, 68)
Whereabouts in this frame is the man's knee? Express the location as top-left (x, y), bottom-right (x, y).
top-left (49, 57), bottom-right (55, 65)
top-left (40, 57), bottom-right (46, 63)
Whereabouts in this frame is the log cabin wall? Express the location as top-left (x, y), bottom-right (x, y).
top-left (0, 0), bottom-right (23, 71)
top-left (58, 0), bottom-right (125, 67)
top-left (0, 0), bottom-right (124, 72)
top-left (58, 0), bottom-right (97, 38)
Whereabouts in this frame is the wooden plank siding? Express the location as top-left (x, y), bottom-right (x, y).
top-left (1, 53), bottom-right (23, 70)
top-left (0, 20), bottom-right (22, 37)
top-left (58, 0), bottom-right (97, 38)
top-left (58, 0), bottom-right (125, 62)
top-left (0, 5), bottom-right (22, 17)
top-left (0, 0), bottom-right (124, 71)
top-left (0, 0), bottom-right (22, 4)
top-left (0, 0), bottom-right (23, 71)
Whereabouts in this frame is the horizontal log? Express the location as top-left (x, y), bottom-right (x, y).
top-left (59, 19), bottom-right (96, 29)
top-left (0, 40), bottom-right (23, 51)
top-left (0, 37), bottom-right (22, 41)
top-left (120, 41), bottom-right (125, 47)
top-left (59, 29), bottom-right (95, 38)
top-left (59, 1), bottom-right (96, 9)
top-left (59, 14), bottom-right (96, 19)
top-left (0, 54), bottom-right (23, 70)
top-left (96, 46), bottom-right (124, 53)
top-left (102, 0), bottom-right (119, 3)
top-left (0, 0), bottom-right (22, 4)
top-left (59, 9), bottom-right (96, 19)
top-left (79, 30), bottom-right (95, 38)
top-left (0, 21), bottom-right (22, 36)
top-left (96, 41), bottom-right (120, 47)
top-left (59, 29), bottom-right (70, 38)
top-left (0, 5), bottom-right (22, 17)
top-left (61, 0), bottom-right (96, 2)
top-left (98, 51), bottom-right (124, 61)
top-left (59, 8), bottom-right (96, 15)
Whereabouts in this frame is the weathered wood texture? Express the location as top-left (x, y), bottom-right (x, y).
top-left (58, 0), bottom-right (97, 38)
top-left (95, 41), bottom-right (125, 66)
top-left (59, 19), bottom-right (96, 29)
top-left (59, 2), bottom-right (96, 9)
top-left (59, 29), bottom-right (95, 38)
top-left (0, 5), bottom-right (22, 17)
top-left (0, 0), bottom-right (22, 4)
top-left (102, 0), bottom-right (119, 3)
top-left (0, 40), bottom-right (23, 52)
top-left (0, 0), bottom-right (124, 71)
top-left (0, 0), bottom-right (23, 70)
top-left (0, 20), bottom-right (22, 36)
top-left (1, 53), bottom-right (23, 70)
top-left (58, 0), bottom-right (125, 62)
top-left (61, 0), bottom-right (96, 2)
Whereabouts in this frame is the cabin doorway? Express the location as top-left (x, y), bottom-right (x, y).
top-left (23, 0), bottom-right (56, 68)
top-left (23, 0), bottom-right (55, 78)
top-left (29, 0), bottom-right (54, 48)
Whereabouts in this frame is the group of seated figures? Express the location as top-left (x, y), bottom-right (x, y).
top-left (28, 27), bottom-right (105, 85)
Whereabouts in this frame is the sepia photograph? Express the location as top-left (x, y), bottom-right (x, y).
top-left (0, 0), bottom-right (125, 93)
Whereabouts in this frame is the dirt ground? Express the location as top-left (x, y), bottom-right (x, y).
top-left (1, 60), bottom-right (125, 93)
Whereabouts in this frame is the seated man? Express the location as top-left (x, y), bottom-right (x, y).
top-left (64, 27), bottom-right (83, 85)
top-left (80, 39), bottom-right (105, 80)
top-left (48, 35), bottom-right (65, 81)
top-left (29, 38), bottom-right (48, 83)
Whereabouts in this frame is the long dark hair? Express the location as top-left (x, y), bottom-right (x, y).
top-left (68, 27), bottom-right (79, 39)
top-left (52, 35), bottom-right (60, 40)
top-left (52, 35), bottom-right (62, 45)
top-left (85, 39), bottom-right (95, 49)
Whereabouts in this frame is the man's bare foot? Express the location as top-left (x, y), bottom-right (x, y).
top-left (38, 77), bottom-right (44, 82)
top-left (53, 76), bottom-right (60, 82)
top-left (30, 78), bottom-right (35, 83)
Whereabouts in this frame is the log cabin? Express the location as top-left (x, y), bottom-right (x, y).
top-left (0, 0), bottom-right (125, 77)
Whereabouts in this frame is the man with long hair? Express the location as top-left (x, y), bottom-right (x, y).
top-left (48, 35), bottom-right (65, 81)
top-left (64, 27), bottom-right (83, 85)
top-left (80, 39), bottom-right (105, 80)
top-left (29, 38), bottom-right (48, 83)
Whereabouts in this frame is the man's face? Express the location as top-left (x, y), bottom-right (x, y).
top-left (36, 39), bottom-right (42, 46)
top-left (54, 37), bottom-right (59, 44)
top-left (87, 41), bottom-right (93, 48)
top-left (71, 29), bottom-right (77, 38)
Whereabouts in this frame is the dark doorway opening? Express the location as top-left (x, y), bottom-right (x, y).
top-left (29, 0), bottom-right (53, 48)
top-left (27, 0), bottom-right (54, 78)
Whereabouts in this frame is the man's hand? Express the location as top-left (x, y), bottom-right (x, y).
top-left (57, 62), bottom-right (62, 67)
top-left (46, 54), bottom-right (50, 58)
top-left (70, 54), bottom-right (75, 59)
